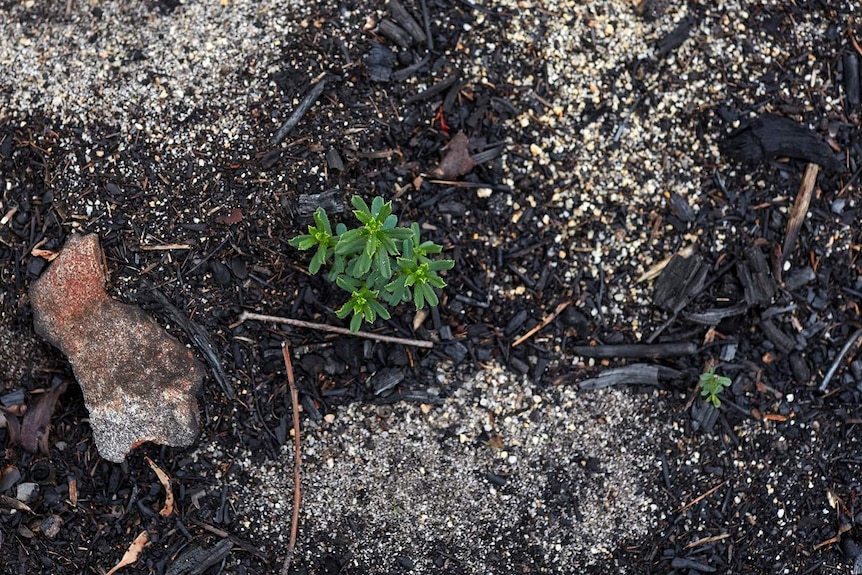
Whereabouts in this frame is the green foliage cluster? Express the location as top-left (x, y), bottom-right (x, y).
top-left (288, 196), bottom-right (454, 331)
top-left (699, 367), bottom-right (732, 408)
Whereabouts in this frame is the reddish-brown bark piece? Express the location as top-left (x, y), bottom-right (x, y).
top-left (29, 234), bottom-right (203, 463)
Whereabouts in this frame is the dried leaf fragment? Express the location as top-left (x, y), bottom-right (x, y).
top-left (105, 530), bottom-right (150, 575)
top-left (19, 380), bottom-right (68, 454)
top-left (431, 132), bottom-right (474, 179)
top-left (146, 457), bottom-right (175, 517)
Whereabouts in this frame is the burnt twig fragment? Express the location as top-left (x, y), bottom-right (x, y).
top-left (570, 342), bottom-right (698, 358)
top-left (405, 75), bottom-right (459, 104)
top-left (819, 328), bottom-right (862, 392)
top-left (272, 79), bottom-right (327, 145)
top-left (845, 52), bottom-right (860, 109)
top-left (682, 303), bottom-right (747, 325)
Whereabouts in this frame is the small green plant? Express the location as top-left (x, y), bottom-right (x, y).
top-left (289, 195), bottom-right (454, 331)
top-left (699, 367), bottom-right (732, 408)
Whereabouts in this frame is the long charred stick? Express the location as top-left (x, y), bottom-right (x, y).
top-left (280, 342), bottom-right (302, 575)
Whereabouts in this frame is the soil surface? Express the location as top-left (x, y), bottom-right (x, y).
top-left (3, 1), bottom-right (862, 574)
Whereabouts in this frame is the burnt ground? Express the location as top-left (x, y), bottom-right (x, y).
top-left (4, 0), bottom-right (862, 573)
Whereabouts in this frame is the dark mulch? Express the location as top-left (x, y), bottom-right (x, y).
top-left (4, 1), bottom-right (862, 574)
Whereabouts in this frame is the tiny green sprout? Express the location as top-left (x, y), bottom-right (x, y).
top-left (699, 367), bottom-right (732, 408)
top-left (289, 196), bottom-right (454, 331)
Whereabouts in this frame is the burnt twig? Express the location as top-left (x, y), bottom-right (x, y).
top-left (234, 311), bottom-right (434, 348)
top-left (570, 342), bottom-right (698, 358)
top-left (819, 328), bottom-right (862, 392)
top-left (280, 343), bottom-right (302, 575)
top-left (272, 79), bottom-right (328, 145)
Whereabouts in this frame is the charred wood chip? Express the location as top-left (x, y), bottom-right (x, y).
top-left (721, 113), bottom-right (845, 172)
top-left (691, 399), bottom-right (720, 432)
top-left (260, 148), bottom-right (281, 169)
top-left (166, 538), bottom-right (234, 575)
top-left (388, 0), bottom-right (426, 44)
top-left (654, 252), bottom-right (707, 313)
top-left (656, 16), bottom-right (694, 56)
top-left (783, 266), bottom-right (815, 291)
top-left (845, 52), bottom-right (860, 110)
top-left (444, 341), bottom-right (468, 363)
top-left (378, 19), bottom-right (414, 49)
top-left (790, 353), bottom-right (811, 383)
top-left (668, 192), bottom-right (695, 223)
top-left (405, 75), bottom-right (459, 104)
top-left (509, 356), bottom-right (530, 374)
top-left (326, 147), bottom-right (345, 171)
top-left (760, 319), bottom-right (797, 353)
top-left (737, 247), bottom-right (775, 307)
top-left (370, 368), bottom-right (405, 395)
top-left (578, 364), bottom-right (681, 390)
top-left (365, 43), bottom-right (396, 82)
top-left (209, 260), bottom-right (231, 284)
top-left (300, 393), bottom-right (323, 422)
top-left (392, 53), bottom-right (430, 82)
top-left (505, 309), bottom-right (529, 336)
top-left (297, 189), bottom-right (344, 218)
top-left (682, 303), bottom-right (747, 325)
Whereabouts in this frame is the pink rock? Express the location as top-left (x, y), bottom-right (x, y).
top-left (29, 234), bottom-right (203, 462)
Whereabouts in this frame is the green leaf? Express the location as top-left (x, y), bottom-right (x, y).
top-left (414, 284), bottom-right (425, 309)
top-left (371, 196), bottom-right (385, 217)
top-left (428, 259), bottom-right (454, 271)
top-left (350, 313), bottom-right (363, 332)
top-left (421, 283), bottom-right (438, 307)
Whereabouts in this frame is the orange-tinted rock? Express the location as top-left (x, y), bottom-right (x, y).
top-left (29, 234), bottom-right (202, 462)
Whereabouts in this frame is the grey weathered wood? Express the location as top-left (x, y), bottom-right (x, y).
top-left (654, 252), bottom-right (707, 314)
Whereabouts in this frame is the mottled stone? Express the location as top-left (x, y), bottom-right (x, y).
top-left (29, 234), bottom-right (202, 462)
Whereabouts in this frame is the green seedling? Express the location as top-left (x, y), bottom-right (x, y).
top-left (289, 195), bottom-right (454, 331)
top-left (699, 367), bottom-right (732, 408)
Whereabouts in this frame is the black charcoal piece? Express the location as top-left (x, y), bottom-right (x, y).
top-left (656, 17), bottom-right (694, 56)
top-left (365, 43), bottom-right (396, 82)
top-left (378, 19), bottom-right (413, 48)
top-left (389, 0), bottom-right (426, 44)
top-left (760, 319), bottom-right (797, 353)
top-left (654, 252), bottom-right (707, 314)
top-left (297, 189), bottom-right (344, 217)
top-left (326, 147), bottom-right (344, 171)
top-left (370, 368), bottom-right (405, 395)
top-left (846, 52), bottom-right (860, 109)
top-left (721, 113), bottom-right (845, 172)
top-left (578, 364), bottom-right (682, 390)
top-left (737, 247), bottom-right (775, 307)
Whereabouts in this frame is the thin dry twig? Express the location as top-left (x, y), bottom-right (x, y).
top-left (233, 311), bottom-right (434, 348)
top-left (782, 163), bottom-right (818, 262)
top-left (676, 480), bottom-right (728, 514)
top-left (512, 301), bottom-right (570, 347)
top-left (280, 342), bottom-right (302, 575)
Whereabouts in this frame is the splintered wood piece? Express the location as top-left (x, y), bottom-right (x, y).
top-left (782, 163), bottom-right (819, 262)
top-left (654, 251), bottom-right (707, 313)
top-left (737, 247), bottom-right (776, 307)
